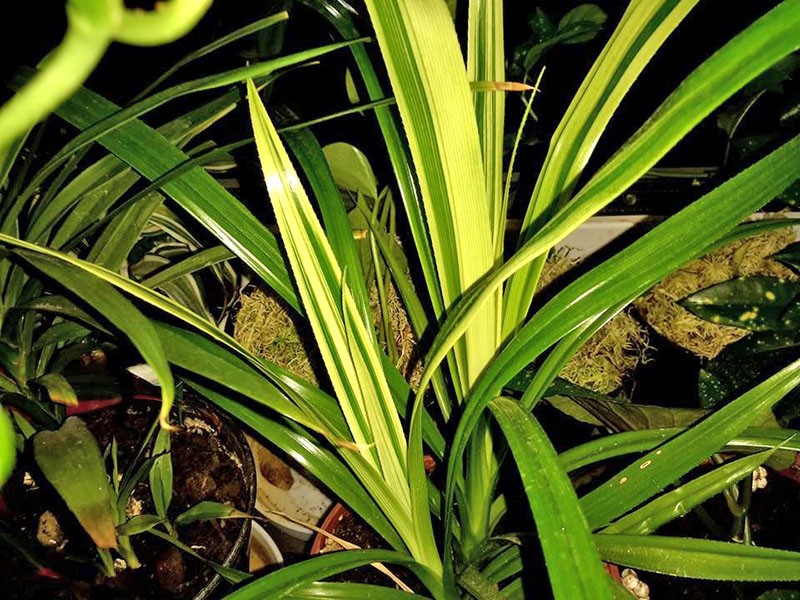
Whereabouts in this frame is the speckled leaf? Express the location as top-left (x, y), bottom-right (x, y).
top-left (33, 417), bottom-right (117, 549)
top-left (758, 590), bottom-right (800, 600)
top-left (681, 276), bottom-right (800, 331)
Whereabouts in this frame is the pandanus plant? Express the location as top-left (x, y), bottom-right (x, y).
top-left (3, 0), bottom-right (800, 597)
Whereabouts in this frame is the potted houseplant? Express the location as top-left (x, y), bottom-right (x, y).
top-left (4, 0), bottom-right (800, 598)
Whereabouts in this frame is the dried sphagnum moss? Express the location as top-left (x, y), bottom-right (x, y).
top-left (234, 281), bottom-right (421, 388)
top-left (539, 251), bottom-right (651, 395)
top-left (635, 227), bottom-right (797, 359)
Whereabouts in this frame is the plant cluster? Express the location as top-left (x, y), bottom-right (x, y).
top-left (1, 1), bottom-right (800, 599)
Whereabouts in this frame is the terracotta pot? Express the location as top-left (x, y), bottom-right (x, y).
top-left (310, 502), bottom-right (349, 555)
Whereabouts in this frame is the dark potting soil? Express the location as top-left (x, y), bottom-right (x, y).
top-left (0, 399), bottom-right (252, 599)
top-left (321, 510), bottom-right (425, 593)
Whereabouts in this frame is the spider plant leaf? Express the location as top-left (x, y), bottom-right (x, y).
top-left (467, 0), bottom-right (505, 250)
top-left (11, 250), bottom-right (175, 428)
top-left (426, 1), bottom-right (800, 385)
top-left (190, 381), bottom-right (406, 552)
top-left (284, 131), bottom-right (372, 328)
top-left (489, 397), bottom-right (610, 600)
top-left (151, 321), bottom-right (334, 433)
top-left (0, 405), bottom-right (15, 488)
top-left (594, 534), bottom-right (800, 581)
top-left (248, 80), bottom-right (412, 505)
top-left (31, 321), bottom-right (91, 350)
top-left (33, 417), bottom-right (117, 548)
top-left (45, 84), bottom-right (299, 311)
top-left (443, 132), bottom-right (800, 554)
top-left (601, 448), bottom-right (773, 535)
top-left (174, 500), bottom-right (241, 526)
top-left (135, 11), bottom-right (289, 99)
top-left (363, 0), bottom-right (498, 393)
top-left (297, 0), bottom-right (441, 322)
top-left (18, 38), bottom-right (363, 190)
top-left (504, 0), bottom-right (699, 333)
top-left (559, 427), bottom-right (800, 473)
top-left (223, 549), bottom-right (441, 600)
top-left (116, 514), bottom-right (163, 536)
top-left (87, 192), bottom-right (163, 271)
top-left (581, 356), bottom-right (800, 529)
top-left (681, 276), bottom-right (800, 332)
top-left (288, 582), bottom-right (427, 600)
top-left (141, 246), bottom-right (234, 289)
top-left (147, 528), bottom-right (250, 584)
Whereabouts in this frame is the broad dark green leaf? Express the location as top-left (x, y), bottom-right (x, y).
top-left (489, 397), bottom-right (610, 600)
top-left (681, 276), bottom-right (800, 332)
top-left (33, 417), bottom-right (117, 548)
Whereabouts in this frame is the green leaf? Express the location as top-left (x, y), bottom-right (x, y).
top-left (489, 397), bottom-right (611, 600)
top-left (149, 426), bottom-right (172, 521)
top-left (681, 276), bottom-right (800, 331)
top-left (11, 248), bottom-right (175, 428)
top-left (558, 5), bottom-right (608, 44)
top-left (772, 241), bottom-right (800, 272)
top-left (289, 582), bottom-right (424, 599)
top-left (363, 0), bottom-right (498, 397)
top-left (32, 321), bottom-right (91, 350)
top-left (147, 527), bottom-right (250, 585)
top-left (33, 373), bottom-right (78, 407)
top-left (580, 356), bottom-right (800, 529)
top-left (503, 0), bottom-right (699, 336)
top-left (174, 500), bottom-right (238, 526)
top-left (33, 417), bottom-right (117, 548)
top-left (595, 534), bottom-right (800, 581)
top-left (117, 514), bottom-right (163, 536)
top-left (46, 81), bottom-right (299, 311)
top-left (322, 142), bottom-right (379, 199)
top-left (600, 449), bottom-right (773, 535)
top-left (223, 549), bottom-right (440, 600)
top-left (0, 405), bottom-right (16, 488)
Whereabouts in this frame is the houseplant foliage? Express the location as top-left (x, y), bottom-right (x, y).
top-left (3, 0), bottom-right (800, 599)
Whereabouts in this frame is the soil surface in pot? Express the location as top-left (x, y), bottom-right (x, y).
top-left (1, 398), bottom-right (252, 599)
top-left (318, 509), bottom-right (424, 593)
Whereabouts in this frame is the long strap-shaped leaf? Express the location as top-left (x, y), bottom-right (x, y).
top-left (560, 427), bottom-right (800, 473)
top-left (467, 0), bottom-right (505, 253)
top-left (595, 534), bottom-right (800, 581)
top-left (422, 0), bottom-right (800, 387)
top-left (581, 356), bottom-right (800, 529)
top-left (187, 381), bottom-right (406, 553)
top-left (363, 0), bottom-right (497, 395)
top-left (248, 81), bottom-right (443, 569)
top-left (41, 82), bottom-right (299, 310)
top-left (489, 397), bottom-right (611, 599)
top-left (442, 131), bottom-right (800, 560)
top-left (503, 0), bottom-right (698, 335)
top-left (223, 549), bottom-right (444, 600)
top-left (13, 251), bottom-right (175, 428)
